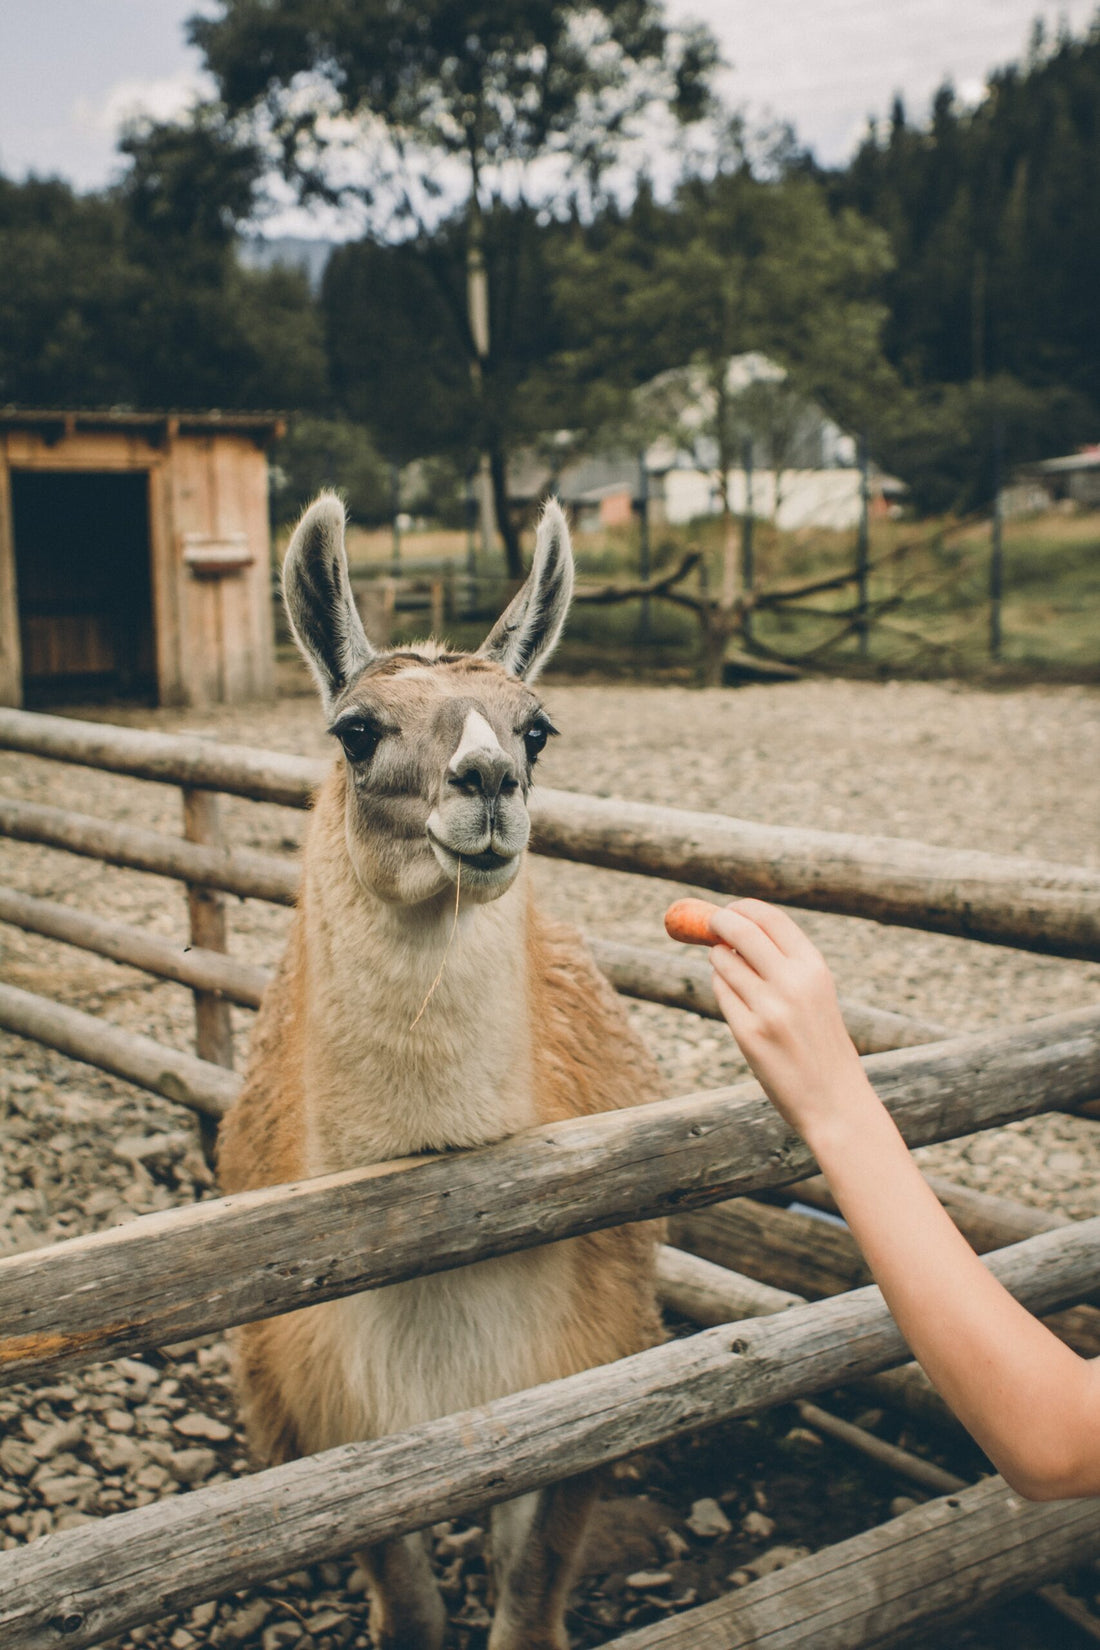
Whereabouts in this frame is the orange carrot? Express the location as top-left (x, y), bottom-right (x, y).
top-left (664, 897), bottom-right (723, 946)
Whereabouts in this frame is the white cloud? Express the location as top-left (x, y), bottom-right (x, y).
top-left (73, 69), bottom-right (213, 138)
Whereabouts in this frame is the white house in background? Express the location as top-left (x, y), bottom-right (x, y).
top-left (638, 352), bottom-right (903, 531)
top-left (507, 354), bottom-right (905, 532)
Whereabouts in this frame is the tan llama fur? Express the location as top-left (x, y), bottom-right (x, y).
top-left (218, 495), bottom-right (664, 1650)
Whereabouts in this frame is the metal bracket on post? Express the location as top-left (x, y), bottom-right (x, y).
top-left (181, 787), bottom-right (233, 1168)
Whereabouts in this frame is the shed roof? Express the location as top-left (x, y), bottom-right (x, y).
top-left (0, 408), bottom-right (285, 445)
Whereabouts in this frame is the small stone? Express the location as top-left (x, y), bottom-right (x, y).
top-left (306, 1611), bottom-right (347, 1634)
top-left (29, 1421), bottom-right (85, 1459)
top-left (169, 1448), bottom-right (219, 1486)
top-left (261, 1625), bottom-right (301, 1650)
top-left (169, 1630), bottom-right (196, 1650)
top-left (0, 1439), bottom-right (36, 1478)
top-left (221, 1600), bottom-right (271, 1643)
top-left (659, 1528), bottom-right (690, 1561)
top-left (190, 1602), bottom-right (219, 1630)
top-left (625, 1570), bottom-right (672, 1591)
top-left (726, 1568), bottom-right (752, 1588)
top-left (783, 1426), bottom-right (824, 1450)
top-left (0, 1489), bottom-right (24, 1513)
top-left (175, 1412), bottom-right (233, 1442)
top-left (686, 1498), bottom-right (732, 1539)
top-left (751, 1544), bottom-right (810, 1578)
top-left (134, 1463), bottom-right (171, 1491)
top-left (438, 1524), bottom-right (484, 1557)
top-left (741, 1510), bottom-right (776, 1541)
top-left (36, 1474), bottom-right (92, 1507)
top-left (890, 1496), bottom-right (920, 1518)
top-left (104, 1409), bottom-right (136, 1434)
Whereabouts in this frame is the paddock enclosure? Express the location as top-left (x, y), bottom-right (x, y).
top-left (0, 410), bottom-right (281, 710)
top-left (0, 695), bottom-right (1099, 1649)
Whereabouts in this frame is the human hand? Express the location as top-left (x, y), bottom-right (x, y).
top-left (707, 899), bottom-right (869, 1145)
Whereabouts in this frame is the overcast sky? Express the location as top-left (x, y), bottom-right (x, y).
top-left (2, 0), bottom-right (1097, 231)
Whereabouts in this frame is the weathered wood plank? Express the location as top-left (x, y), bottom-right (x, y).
top-left (2, 709), bottom-right (1099, 957)
top-left (1, 1005), bottom-right (1098, 1383)
top-left (0, 1222), bottom-right (1096, 1650)
top-left (656, 1244), bottom-right (803, 1322)
top-left (609, 1475), bottom-right (1100, 1649)
top-left (181, 787), bottom-right (235, 1163)
top-left (673, 1196), bottom-right (1100, 1357)
top-left (0, 796), bottom-right (299, 904)
top-left (657, 1244), bottom-right (956, 1431)
top-left (0, 707), bottom-right (321, 806)
top-left (0, 865), bottom-right (938, 1056)
top-left (793, 1169), bottom-right (1066, 1250)
top-left (530, 788), bottom-right (1100, 960)
top-left (0, 984), bottom-right (237, 1120)
top-left (0, 886), bottom-right (267, 1008)
top-left (585, 936), bottom-right (949, 1053)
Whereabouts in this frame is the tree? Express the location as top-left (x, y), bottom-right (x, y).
top-left (0, 116), bottom-right (328, 413)
top-left (189, 0), bottom-right (721, 574)
top-left (554, 151), bottom-right (893, 669)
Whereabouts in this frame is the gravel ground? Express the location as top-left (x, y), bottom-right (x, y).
top-left (1, 675), bottom-right (1098, 1649)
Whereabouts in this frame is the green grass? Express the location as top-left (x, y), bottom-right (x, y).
top-left (278, 511), bottom-right (1100, 683)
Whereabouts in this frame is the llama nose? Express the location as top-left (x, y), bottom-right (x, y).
top-left (448, 745), bottom-right (518, 800)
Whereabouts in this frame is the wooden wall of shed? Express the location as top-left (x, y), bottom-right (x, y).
top-left (0, 427), bottom-right (275, 709)
top-left (167, 435), bottom-right (275, 706)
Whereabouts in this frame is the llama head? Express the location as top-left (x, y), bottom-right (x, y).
top-left (283, 492), bottom-right (573, 906)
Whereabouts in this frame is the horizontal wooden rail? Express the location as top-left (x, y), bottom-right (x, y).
top-left (611, 1474), bottom-right (1100, 1650)
top-left (0, 796), bottom-right (299, 904)
top-left (0, 880), bottom-right (944, 1056)
top-left (0, 983), bottom-right (238, 1119)
top-left (0, 1220), bottom-right (1095, 1650)
top-left (791, 1169), bottom-right (1066, 1252)
top-left (0, 707), bottom-right (322, 806)
top-left (672, 1198), bottom-right (1100, 1357)
top-left (1, 1004), bottom-right (1098, 1383)
top-left (3, 709), bottom-right (1099, 957)
top-left (586, 935), bottom-right (949, 1053)
top-left (531, 789), bottom-right (1100, 960)
top-left (657, 1242), bottom-right (955, 1429)
top-left (0, 887), bottom-right (268, 1008)
top-left (656, 1244), bottom-right (803, 1322)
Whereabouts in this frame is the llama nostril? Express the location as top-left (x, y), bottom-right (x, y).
top-left (449, 770), bottom-right (485, 795)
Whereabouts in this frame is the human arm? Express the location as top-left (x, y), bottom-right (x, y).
top-left (704, 898), bottom-right (1100, 1500)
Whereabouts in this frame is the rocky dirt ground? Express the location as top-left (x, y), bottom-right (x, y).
top-left (1, 675), bottom-right (1099, 1649)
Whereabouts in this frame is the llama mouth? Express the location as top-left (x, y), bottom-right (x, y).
top-left (426, 831), bottom-right (518, 877)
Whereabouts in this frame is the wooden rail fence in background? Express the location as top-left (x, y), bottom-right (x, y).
top-left (0, 705), bottom-right (1098, 1650)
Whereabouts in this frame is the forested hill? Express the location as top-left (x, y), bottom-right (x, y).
top-left (834, 18), bottom-right (1100, 401)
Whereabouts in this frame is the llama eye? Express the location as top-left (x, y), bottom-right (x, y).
top-left (334, 720), bottom-right (383, 765)
top-left (523, 718), bottom-right (555, 763)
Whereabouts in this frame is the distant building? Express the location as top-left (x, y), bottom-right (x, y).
top-left (508, 354), bottom-right (905, 532)
top-left (1009, 448), bottom-right (1100, 513)
top-left (0, 409), bottom-right (282, 708)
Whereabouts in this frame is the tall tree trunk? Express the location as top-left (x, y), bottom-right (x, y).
top-left (489, 442), bottom-right (523, 580)
top-left (465, 183), bottom-right (498, 558)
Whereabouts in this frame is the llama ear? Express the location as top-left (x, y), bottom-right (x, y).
top-left (478, 497), bottom-right (574, 681)
top-left (283, 492), bottom-right (375, 712)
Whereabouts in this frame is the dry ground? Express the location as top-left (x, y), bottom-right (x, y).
top-left (1, 676), bottom-right (1098, 1648)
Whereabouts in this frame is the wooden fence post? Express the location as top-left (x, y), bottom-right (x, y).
top-left (181, 786), bottom-right (233, 1162)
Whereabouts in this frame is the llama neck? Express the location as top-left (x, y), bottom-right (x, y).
top-left (299, 835), bottom-right (536, 1171)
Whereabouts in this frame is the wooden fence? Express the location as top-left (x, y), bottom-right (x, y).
top-left (0, 705), bottom-right (1099, 1649)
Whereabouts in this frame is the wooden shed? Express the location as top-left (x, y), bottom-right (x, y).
top-left (0, 409), bottom-right (283, 708)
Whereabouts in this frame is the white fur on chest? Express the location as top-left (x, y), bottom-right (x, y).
top-left (303, 1244), bottom-right (575, 1444)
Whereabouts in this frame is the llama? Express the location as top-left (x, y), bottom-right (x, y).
top-left (218, 493), bottom-right (664, 1650)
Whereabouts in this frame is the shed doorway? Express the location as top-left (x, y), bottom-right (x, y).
top-left (12, 470), bottom-right (156, 704)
